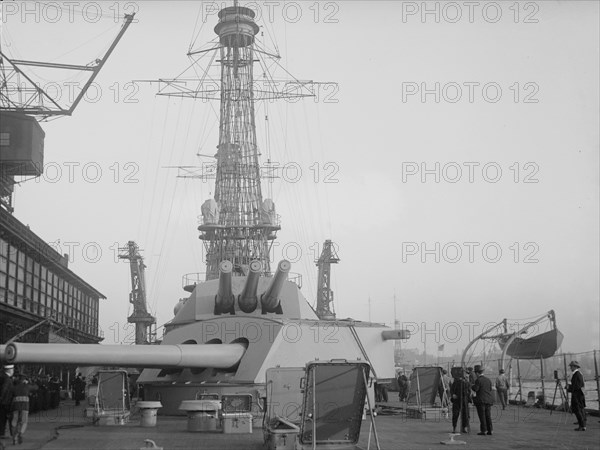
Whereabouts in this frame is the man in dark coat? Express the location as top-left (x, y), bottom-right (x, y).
top-left (397, 373), bottom-right (408, 401)
top-left (71, 374), bottom-right (86, 406)
top-left (450, 367), bottom-right (471, 434)
top-left (0, 365), bottom-right (15, 438)
top-left (566, 361), bottom-right (586, 431)
top-left (471, 365), bottom-right (494, 435)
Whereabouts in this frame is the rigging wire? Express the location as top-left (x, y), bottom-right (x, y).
top-left (142, 100), bottom-right (171, 251)
top-left (188, 6), bottom-right (208, 54)
top-left (147, 99), bottom-right (186, 311)
top-left (136, 95), bottom-right (160, 240)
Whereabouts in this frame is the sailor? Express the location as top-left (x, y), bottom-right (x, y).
top-left (566, 361), bottom-right (586, 431)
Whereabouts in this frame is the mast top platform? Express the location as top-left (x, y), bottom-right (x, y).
top-left (214, 6), bottom-right (260, 48)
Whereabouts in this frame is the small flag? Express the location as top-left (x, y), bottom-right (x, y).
top-left (438, 344), bottom-right (445, 352)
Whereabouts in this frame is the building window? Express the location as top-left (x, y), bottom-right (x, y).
top-left (7, 276), bottom-right (16, 294)
top-left (8, 245), bottom-right (17, 263)
top-left (0, 132), bottom-right (9, 146)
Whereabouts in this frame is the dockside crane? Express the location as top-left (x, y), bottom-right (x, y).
top-left (0, 13), bottom-right (135, 212)
top-left (119, 241), bottom-right (156, 345)
top-left (315, 239), bottom-right (340, 320)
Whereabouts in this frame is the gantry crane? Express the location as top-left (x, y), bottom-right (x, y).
top-left (0, 13), bottom-right (135, 212)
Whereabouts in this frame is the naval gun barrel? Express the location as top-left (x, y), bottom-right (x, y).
top-left (381, 330), bottom-right (410, 340)
top-left (5, 342), bottom-right (246, 369)
top-left (215, 260), bottom-right (234, 313)
top-left (261, 260), bottom-right (290, 313)
top-left (239, 260), bottom-right (262, 313)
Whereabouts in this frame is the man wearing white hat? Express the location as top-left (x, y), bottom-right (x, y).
top-left (0, 364), bottom-right (15, 439)
top-left (566, 361), bottom-right (586, 431)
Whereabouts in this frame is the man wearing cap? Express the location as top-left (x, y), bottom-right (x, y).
top-left (471, 365), bottom-right (494, 435)
top-left (566, 361), bottom-right (586, 431)
top-left (0, 365), bottom-right (15, 439)
top-left (495, 369), bottom-right (510, 410)
top-left (11, 373), bottom-right (37, 445)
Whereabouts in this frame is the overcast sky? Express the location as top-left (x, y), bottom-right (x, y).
top-left (3, 1), bottom-right (598, 356)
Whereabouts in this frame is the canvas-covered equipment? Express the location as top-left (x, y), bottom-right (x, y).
top-left (406, 366), bottom-right (448, 409)
top-left (264, 359), bottom-right (379, 450)
top-left (91, 370), bottom-right (131, 425)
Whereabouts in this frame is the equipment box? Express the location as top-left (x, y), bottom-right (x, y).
top-left (266, 418), bottom-right (299, 450)
top-left (222, 413), bottom-right (253, 434)
top-left (179, 400), bottom-right (221, 432)
top-left (188, 413), bottom-right (219, 432)
top-left (221, 394), bottom-right (252, 413)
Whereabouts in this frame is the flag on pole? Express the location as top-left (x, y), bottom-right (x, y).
top-left (438, 344), bottom-right (445, 352)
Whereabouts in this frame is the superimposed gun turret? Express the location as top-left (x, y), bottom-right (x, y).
top-left (238, 260), bottom-right (262, 313)
top-left (215, 260), bottom-right (234, 314)
top-left (5, 342), bottom-right (246, 369)
top-left (261, 260), bottom-right (290, 313)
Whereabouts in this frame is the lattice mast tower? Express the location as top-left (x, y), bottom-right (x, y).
top-left (199, 4), bottom-right (279, 280)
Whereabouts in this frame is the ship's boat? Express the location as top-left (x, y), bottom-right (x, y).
top-left (461, 310), bottom-right (563, 369)
top-left (499, 328), bottom-right (564, 360)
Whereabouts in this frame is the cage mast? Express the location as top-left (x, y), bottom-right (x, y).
top-left (198, 5), bottom-right (279, 280)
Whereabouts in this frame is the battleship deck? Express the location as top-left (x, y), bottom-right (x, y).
top-left (5, 399), bottom-right (599, 450)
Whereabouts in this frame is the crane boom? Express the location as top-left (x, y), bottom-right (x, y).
top-left (118, 241), bottom-right (156, 344)
top-left (315, 240), bottom-right (340, 320)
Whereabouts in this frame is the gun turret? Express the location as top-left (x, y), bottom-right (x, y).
top-left (5, 342), bottom-right (246, 369)
top-left (239, 260), bottom-right (262, 313)
top-left (215, 260), bottom-right (234, 314)
top-left (261, 260), bottom-right (290, 313)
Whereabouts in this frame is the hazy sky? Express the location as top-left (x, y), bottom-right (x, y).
top-left (3, 1), bottom-right (598, 356)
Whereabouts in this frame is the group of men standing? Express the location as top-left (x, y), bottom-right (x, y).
top-left (449, 365), bottom-right (495, 435)
top-left (448, 365), bottom-right (497, 435)
top-left (449, 360), bottom-right (587, 436)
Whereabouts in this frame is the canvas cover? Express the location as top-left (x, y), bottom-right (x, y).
top-left (299, 361), bottom-right (370, 446)
top-left (406, 366), bottom-right (445, 408)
